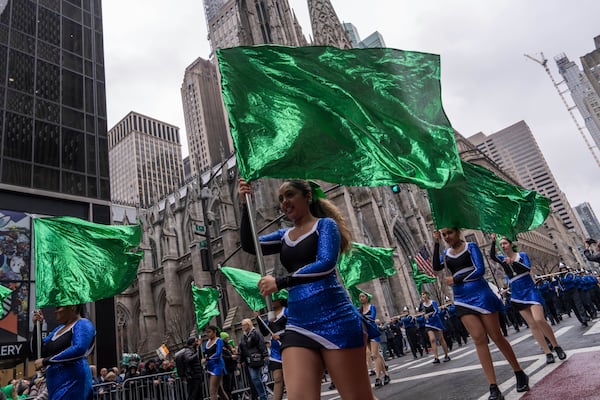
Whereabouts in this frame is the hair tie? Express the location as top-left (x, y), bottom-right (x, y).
top-left (308, 180), bottom-right (326, 203)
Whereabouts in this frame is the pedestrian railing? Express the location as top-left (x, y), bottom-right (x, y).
top-left (87, 366), bottom-right (274, 400)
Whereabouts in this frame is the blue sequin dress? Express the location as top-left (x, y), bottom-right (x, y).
top-left (433, 242), bottom-right (504, 315)
top-left (203, 337), bottom-right (227, 376)
top-left (241, 211), bottom-right (372, 349)
top-left (42, 318), bottom-right (95, 400)
top-left (489, 244), bottom-right (545, 308)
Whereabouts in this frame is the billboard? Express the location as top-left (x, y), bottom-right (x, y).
top-left (0, 210), bottom-right (32, 365)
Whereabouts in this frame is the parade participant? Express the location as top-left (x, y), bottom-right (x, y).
top-left (239, 178), bottom-right (377, 400)
top-left (358, 292), bottom-right (390, 387)
top-left (558, 264), bottom-right (589, 326)
top-left (490, 235), bottom-right (567, 364)
top-left (238, 318), bottom-right (268, 400)
top-left (446, 299), bottom-right (469, 347)
top-left (174, 337), bottom-right (205, 400)
top-left (433, 229), bottom-right (529, 400)
top-left (418, 291), bottom-right (450, 364)
top-left (202, 325), bottom-right (229, 400)
top-left (256, 291), bottom-right (288, 400)
top-left (32, 305), bottom-right (95, 400)
top-left (400, 308), bottom-right (422, 359)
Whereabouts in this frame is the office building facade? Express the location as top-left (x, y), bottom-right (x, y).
top-left (0, 0), bottom-right (116, 369)
top-left (555, 53), bottom-right (600, 150)
top-left (575, 202), bottom-right (600, 241)
top-left (469, 121), bottom-right (582, 234)
top-left (108, 111), bottom-right (184, 207)
top-left (181, 58), bottom-right (231, 177)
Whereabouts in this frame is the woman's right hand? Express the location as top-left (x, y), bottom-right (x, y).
top-left (32, 310), bottom-right (44, 323)
top-left (433, 230), bottom-right (441, 241)
top-left (238, 178), bottom-right (253, 203)
top-left (490, 233), bottom-right (497, 241)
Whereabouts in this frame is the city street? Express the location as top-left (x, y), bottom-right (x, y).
top-left (320, 316), bottom-right (600, 399)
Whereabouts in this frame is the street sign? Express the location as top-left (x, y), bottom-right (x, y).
top-left (198, 240), bottom-right (208, 248)
top-left (194, 224), bottom-right (206, 235)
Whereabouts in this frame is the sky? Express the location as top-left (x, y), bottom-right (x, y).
top-left (102, 0), bottom-right (600, 221)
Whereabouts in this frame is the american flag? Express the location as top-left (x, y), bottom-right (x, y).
top-left (415, 246), bottom-right (436, 277)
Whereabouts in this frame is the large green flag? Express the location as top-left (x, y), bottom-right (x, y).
top-left (217, 45), bottom-right (462, 189)
top-left (191, 285), bottom-right (220, 332)
top-left (337, 242), bottom-right (396, 288)
top-left (33, 216), bottom-right (143, 308)
top-left (427, 161), bottom-right (551, 239)
top-left (410, 257), bottom-right (436, 294)
top-left (220, 266), bottom-right (265, 311)
top-left (220, 266), bottom-right (287, 311)
top-left (0, 285), bottom-right (12, 304)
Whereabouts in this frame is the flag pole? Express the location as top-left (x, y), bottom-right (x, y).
top-left (244, 193), bottom-right (274, 319)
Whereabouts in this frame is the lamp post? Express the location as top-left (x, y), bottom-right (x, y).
top-left (198, 184), bottom-right (224, 326)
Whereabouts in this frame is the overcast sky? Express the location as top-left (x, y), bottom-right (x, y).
top-left (103, 0), bottom-right (600, 222)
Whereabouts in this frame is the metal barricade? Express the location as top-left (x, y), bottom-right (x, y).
top-left (88, 367), bottom-right (270, 400)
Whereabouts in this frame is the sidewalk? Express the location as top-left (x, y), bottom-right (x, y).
top-left (520, 350), bottom-right (600, 400)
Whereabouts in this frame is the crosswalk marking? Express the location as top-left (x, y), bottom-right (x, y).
top-left (583, 320), bottom-right (600, 336)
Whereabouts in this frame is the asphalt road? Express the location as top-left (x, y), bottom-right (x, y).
top-left (319, 315), bottom-right (600, 400)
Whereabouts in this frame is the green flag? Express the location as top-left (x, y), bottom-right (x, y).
top-left (217, 45), bottom-right (462, 189)
top-left (0, 285), bottom-right (12, 304)
top-left (191, 285), bottom-right (220, 332)
top-left (337, 242), bottom-right (396, 288)
top-left (427, 161), bottom-right (551, 239)
top-left (33, 216), bottom-right (143, 308)
top-left (220, 265), bottom-right (288, 310)
top-left (220, 266), bottom-right (266, 311)
top-left (410, 257), bottom-right (436, 294)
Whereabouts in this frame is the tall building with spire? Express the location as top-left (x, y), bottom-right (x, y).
top-left (108, 111), bottom-right (184, 207)
top-left (469, 121), bottom-right (582, 233)
top-left (308, 0), bottom-right (352, 48)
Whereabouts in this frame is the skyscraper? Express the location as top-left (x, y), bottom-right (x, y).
top-left (206, 0), bottom-right (307, 52)
top-left (469, 121), bottom-right (582, 233)
top-left (0, 0), bottom-right (115, 369)
top-left (181, 57), bottom-right (231, 177)
top-left (343, 22), bottom-right (385, 48)
top-left (574, 202), bottom-right (600, 240)
top-left (108, 111), bottom-right (184, 207)
top-left (555, 53), bottom-right (600, 150)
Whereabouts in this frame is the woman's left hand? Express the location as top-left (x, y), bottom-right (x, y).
top-left (258, 276), bottom-right (278, 297)
top-left (444, 276), bottom-right (454, 286)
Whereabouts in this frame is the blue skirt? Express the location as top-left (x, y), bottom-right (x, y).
top-left (510, 273), bottom-right (545, 307)
top-left (453, 278), bottom-right (504, 314)
top-left (206, 358), bottom-right (226, 376)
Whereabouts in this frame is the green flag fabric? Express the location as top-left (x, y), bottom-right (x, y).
top-left (427, 161), bottom-right (551, 239)
top-left (191, 285), bottom-right (220, 332)
top-left (220, 266), bottom-right (266, 311)
top-left (410, 257), bottom-right (437, 294)
top-left (337, 242), bottom-right (396, 288)
top-left (0, 285), bottom-right (12, 304)
top-left (33, 216), bottom-right (143, 308)
top-left (217, 45), bottom-right (462, 189)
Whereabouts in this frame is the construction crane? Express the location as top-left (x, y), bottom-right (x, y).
top-left (524, 52), bottom-right (600, 168)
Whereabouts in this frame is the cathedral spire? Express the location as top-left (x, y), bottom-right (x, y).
top-left (307, 0), bottom-right (352, 49)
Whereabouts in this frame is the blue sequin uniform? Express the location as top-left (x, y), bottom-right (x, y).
top-left (241, 212), bottom-right (367, 349)
top-left (203, 337), bottom-right (227, 376)
top-left (489, 244), bottom-right (545, 307)
top-left (42, 318), bottom-right (95, 400)
top-left (433, 242), bottom-right (504, 314)
top-left (419, 300), bottom-right (445, 331)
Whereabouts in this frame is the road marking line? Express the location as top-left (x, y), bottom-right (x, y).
top-left (583, 320), bottom-right (600, 335)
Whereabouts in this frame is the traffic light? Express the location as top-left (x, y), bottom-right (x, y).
top-left (391, 185), bottom-right (400, 193)
top-left (200, 248), bottom-right (211, 271)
